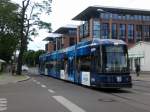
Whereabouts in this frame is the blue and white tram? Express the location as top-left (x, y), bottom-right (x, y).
top-left (39, 38), bottom-right (132, 88)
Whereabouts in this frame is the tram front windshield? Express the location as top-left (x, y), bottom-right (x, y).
top-left (102, 45), bottom-right (128, 73)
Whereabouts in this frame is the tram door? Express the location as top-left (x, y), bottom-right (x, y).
top-left (68, 57), bottom-right (75, 82)
top-left (64, 59), bottom-right (68, 80)
top-left (90, 51), bottom-right (97, 84)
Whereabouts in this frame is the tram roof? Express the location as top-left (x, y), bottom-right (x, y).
top-left (92, 38), bottom-right (126, 45)
top-left (77, 38), bottom-right (126, 47)
top-left (41, 39), bottom-right (126, 60)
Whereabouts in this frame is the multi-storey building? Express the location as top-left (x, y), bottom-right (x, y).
top-left (43, 33), bottom-right (62, 53)
top-left (43, 26), bottom-right (77, 53)
top-left (73, 6), bottom-right (150, 47)
top-left (43, 6), bottom-right (150, 72)
top-left (54, 26), bottom-right (77, 48)
top-left (72, 6), bottom-right (150, 72)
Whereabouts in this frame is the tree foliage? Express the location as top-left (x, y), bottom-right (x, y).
top-left (23, 50), bottom-right (46, 66)
top-left (0, 0), bottom-right (20, 62)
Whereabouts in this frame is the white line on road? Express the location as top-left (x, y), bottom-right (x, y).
top-left (0, 101), bottom-right (7, 104)
top-left (0, 98), bottom-right (6, 101)
top-left (52, 96), bottom-right (86, 112)
top-left (48, 89), bottom-right (55, 94)
top-left (0, 107), bottom-right (7, 111)
top-left (0, 98), bottom-right (7, 112)
top-left (0, 104), bottom-right (7, 107)
top-left (41, 84), bottom-right (47, 88)
top-left (36, 82), bottom-right (41, 84)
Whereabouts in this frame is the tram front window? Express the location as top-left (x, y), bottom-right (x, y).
top-left (103, 45), bottom-right (128, 73)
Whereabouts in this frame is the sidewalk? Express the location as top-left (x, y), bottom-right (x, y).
top-left (131, 73), bottom-right (150, 81)
top-left (0, 72), bottom-right (30, 85)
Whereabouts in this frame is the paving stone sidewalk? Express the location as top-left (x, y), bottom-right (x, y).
top-left (0, 72), bottom-right (30, 85)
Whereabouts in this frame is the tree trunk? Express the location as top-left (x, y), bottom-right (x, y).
top-left (17, 49), bottom-right (23, 75)
top-left (16, 0), bottom-right (30, 75)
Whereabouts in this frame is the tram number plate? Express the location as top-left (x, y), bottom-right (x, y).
top-left (117, 76), bottom-right (122, 82)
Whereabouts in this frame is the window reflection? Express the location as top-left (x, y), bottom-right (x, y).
top-left (128, 24), bottom-right (134, 42)
top-left (119, 24), bottom-right (126, 41)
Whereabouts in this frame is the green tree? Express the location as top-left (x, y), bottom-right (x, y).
top-left (16, 0), bottom-right (52, 75)
top-left (0, 0), bottom-right (20, 62)
top-left (23, 50), bottom-right (35, 66)
top-left (34, 50), bottom-right (46, 66)
top-left (23, 50), bottom-right (45, 67)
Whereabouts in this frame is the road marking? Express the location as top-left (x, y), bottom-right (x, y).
top-left (0, 104), bottom-right (6, 107)
top-left (36, 82), bottom-right (40, 84)
top-left (41, 84), bottom-right (47, 88)
top-left (48, 89), bottom-right (55, 94)
top-left (0, 98), bottom-right (7, 112)
top-left (33, 79), bottom-right (36, 82)
top-left (0, 107), bottom-right (7, 111)
top-left (0, 101), bottom-right (7, 104)
top-left (0, 99), bottom-right (6, 101)
top-left (52, 96), bottom-right (86, 112)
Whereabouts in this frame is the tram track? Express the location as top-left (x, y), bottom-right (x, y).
top-left (104, 89), bottom-right (150, 112)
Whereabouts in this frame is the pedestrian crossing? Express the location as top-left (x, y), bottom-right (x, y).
top-left (0, 98), bottom-right (7, 111)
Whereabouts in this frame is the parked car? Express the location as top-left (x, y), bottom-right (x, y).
top-left (22, 65), bottom-right (29, 71)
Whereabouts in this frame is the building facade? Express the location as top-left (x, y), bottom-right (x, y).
top-left (43, 6), bottom-right (150, 72)
top-left (128, 42), bottom-right (150, 72)
top-left (54, 26), bottom-right (77, 48)
top-left (43, 26), bottom-right (77, 53)
top-left (73, 6), bottom-right (150, 46)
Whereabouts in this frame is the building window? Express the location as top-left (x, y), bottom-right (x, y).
top-left (101, 13), bottom-right (110, 20)
top-left (128, 24), bottom-right (134, 42)
top-left (143, 25), bottom-right (150, 41)
top-left (118, 14), bottom-right (122, 20)
top-left (145, 16), bottom-right (150, 21)
top-left (126, 15), bottom-right (130, 20)
top-left (112, 23), bottom-right (117, 39)
top-left (112, 14), bottom-right (118, 20)
top-left (93, 20), bottom-right (100, 38)
top-left (70, 37), bottom-right (75, 46)
top-left (138, 15), bottom-right (142, 21)
top-left (69, 29), bottom-right (76, 36)
top-left (79, 21), bottom-right (89, 38)
top-left (119, 24), bottom-right (126, 40)
top-left (101, 23), bottom-right (109, 39)
top-left (136, 25), bottom-right (142, 42)
top-left (143, 16), bottom-right (146, 21)
top-left (79, 24), bottom-right (84, 37)
top-left (84, 21), bottom-right (89, 36)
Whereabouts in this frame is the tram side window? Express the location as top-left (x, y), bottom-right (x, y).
top-left (79, 56), bottom-right (91, 71)
top-left (60, 60), bottom-right (66, 70)
top-left (60, 61), bottom-right (64, 69)
top-left (49, 61), bottom-right (57, 71)
top-left (57, 60), bottom-right (65, 71)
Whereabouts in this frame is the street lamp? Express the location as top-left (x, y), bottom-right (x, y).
top-left (97, 8), bottom-right (112, 39)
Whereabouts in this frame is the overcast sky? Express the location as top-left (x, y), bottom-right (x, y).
top-left (12, 0), bottom-right (150, 51)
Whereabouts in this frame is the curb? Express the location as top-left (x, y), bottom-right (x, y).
top-left (132, 79), bottom-right (150, 82)
top-left (17, 76), bottom-right (31, 82)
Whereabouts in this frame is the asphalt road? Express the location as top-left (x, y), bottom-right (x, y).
top-left (0, 68), bottom-right (150, 112)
